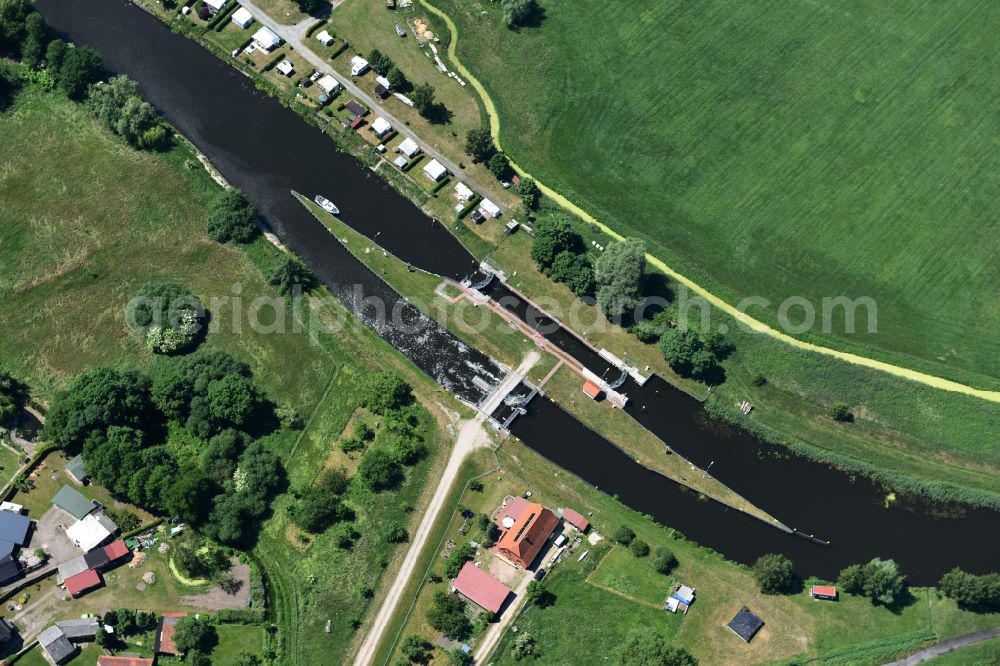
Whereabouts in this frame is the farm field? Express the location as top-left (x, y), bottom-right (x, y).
top-left (430, 0), bottom-right (1000, 386)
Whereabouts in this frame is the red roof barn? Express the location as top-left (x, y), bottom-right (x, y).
top-left (64, 569), bottom-right (101, 597)
top-left (561, 507), bottom-right (590, 532)
top-left (452, 562), bottom-right (512, 614)
top-left (103, 540), bottom-right (130, 563)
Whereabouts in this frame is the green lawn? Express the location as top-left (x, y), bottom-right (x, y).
top-left (212, 623), bottom-right (268, 664)
top-left (491, 542), bottom-right (682, 665)
top-left (589, 545), bottom-right (673, 607)
top-left (431, 0), bottom-right (1000, 386)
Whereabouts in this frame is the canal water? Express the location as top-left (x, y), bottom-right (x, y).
top-left (37, 0), bottom-right (999, 584)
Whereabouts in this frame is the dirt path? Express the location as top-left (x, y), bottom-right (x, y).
top-left (882, 626), bottom-right (1000, 666)
top-left (352, 353), bottom-right (540, 666)
top-left (419, 0), bottom-right (1000, 406)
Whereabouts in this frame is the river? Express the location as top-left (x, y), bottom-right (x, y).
top-left (35, 0), bottom-right (999, 584)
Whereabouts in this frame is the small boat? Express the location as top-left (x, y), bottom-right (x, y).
top-left (314, 195), bottom-right (339, 215)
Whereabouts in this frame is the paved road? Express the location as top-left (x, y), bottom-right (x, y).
top-left (882, 626), bottom-right (1000, 666)
top-left (237, 1), bottom-right (504, 214)
top-left (352, 352), bottom-right (539, 666)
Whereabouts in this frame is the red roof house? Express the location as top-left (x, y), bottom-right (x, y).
top-left (452, 562), bottom-right (512, 614)
top-left (63, 569), bottom-right (101, 597)
top-left (155, 612), bottom-right (188, 655)
top-left (581, 381), bottom-right (602, 400)
top-left (561, 507), bottom-right (590, 532)
top-left (98, 657), bottom-right (155, 666)
top-left (494, 502), bottom-right (559, 569)
top-left (103, 540), bottom-right (130, 563)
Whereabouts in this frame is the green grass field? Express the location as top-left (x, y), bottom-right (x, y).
top-left (431, 0), bottom-right (1000, 385)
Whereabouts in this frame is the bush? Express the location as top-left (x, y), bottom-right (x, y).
top-left (618, 632), bottom-right (698, 666)
top-left (628, 538), bottom-right (649, 557)
top-left (830, 402), bottom-right (854, 422)
top-left (525, 580), bottom-right (555, 608)
top-left (207, 189), bottom-right (258, 243)
top-left (512, 632), bottom-right (537, 660)
top-left (128, 282), bottom-right (204, 354)
top-left (652, 546), bottom-right (677, 574)
top-left (530, 214), bottom-right (578, 270)
top-left (269, 254), bottom-right (316, 295)
top-left (613, 525), bottom-right (635, 545)
top-left (500, 0), bottom-right (537, 28)
top-left (357, 447), bottom-right (402, 491)
top-left (426, 590), bottom-right (471, 640)
top-left (488, 152), bottom-right (510, 180)
top-left (838, 558), bottom-right (907, 606)
top-left (359, 372), bottom-right (412, 414)
top-left (753, 553), bottom-right (795, 594)
top-left (172, 616), bottom-right (218, 654)
top-left (595, 238), bottom-right (646, 321)
top-left (383, 519), bottom-right (408, 543)
top-left (939, 567), bottom-right (1000, 610)
top-left (549, 250), bottom-right (594, 297)
top-left (443, 541), bottom-right (473, 579)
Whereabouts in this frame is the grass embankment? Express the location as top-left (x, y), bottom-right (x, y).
top-left (300, 196), bottom-right (785, 527)
top-left (428, 0), bottom-right (1000, 387)
top-left (0, 88), bottom-right (467, 665)
top-left (487, 439), bottom-right (1000, 666)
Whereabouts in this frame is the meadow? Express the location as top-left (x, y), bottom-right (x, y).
top-left (0, 86), bottom-right (463, 665)
top-left (430, 0), bottom-right (1000, 386)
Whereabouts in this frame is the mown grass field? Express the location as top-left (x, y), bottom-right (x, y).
top-left (431, 0), bottom-right (1000, 386)
top-left (924, 636), bottom-right (1000, 665)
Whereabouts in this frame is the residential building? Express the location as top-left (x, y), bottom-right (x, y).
top-left (454, 182), bottom-right (474, 202)
top-left (317, 74), bottom-right (339, 95)
top-left (397, 137), bottom-right (419, 158)
top-left (38, 625), bottom-right (76, 665)
top-left (370, 116), bottom-right (391, 137)
top-left (55, 618), bottom-right (99, 641)
top-left (350, 56), bottom-right (370, 76)
top-left (423, 159), bottom-right (447, 182)
top-left (727, 606), bottom-right (764, 643)
top-left (345, 99), bottom-right (366, 118)
top-left (561, 507), bottom-right (590, 532)
top-left (64, 568), bottom-right (102, 597)
top-left (98, 658), bottom-right (155, 666)
top-left (66, 511), bottom-right (118, 552)
top-left (252, 26), bottom-right (281, 52)
top-left (155, 613), bottom-right (188, 655)
top-left (231, 7), bottom-right (254, 29)
top-left (316, 30), bottom-right (334, 47)
top-left (479, 198), bottom-right (501, 218)
top-left (494, 502), bottom-right (559, 569)
top-left (202, 0), bottom-right (227, 14)
top-left (276, 59), bottom-right (294, 77)
top-left (0, 555), bottom-right (19, 584)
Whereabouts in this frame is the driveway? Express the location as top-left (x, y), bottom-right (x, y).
top-left (30, 508), bottom-right (80, 565)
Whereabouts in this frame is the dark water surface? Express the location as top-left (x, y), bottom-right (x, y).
top-left (37, 0), bottom-right (999, 584)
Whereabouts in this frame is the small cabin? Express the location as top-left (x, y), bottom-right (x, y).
top-left (810, 585), bottom-right (838, 601)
